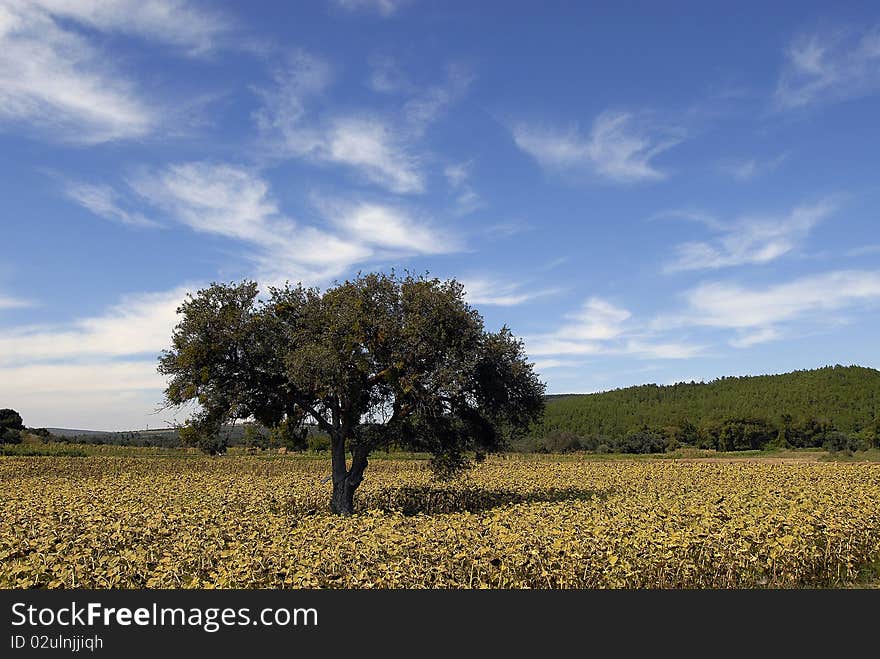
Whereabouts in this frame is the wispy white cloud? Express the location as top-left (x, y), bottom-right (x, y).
top-left (443, 160), bottom-right (484, 215)
top-left (121, 161), bottom-right (458, 284)
top-left (131, 162), bottom-right (368, 283)
top-left (0, 287), bottom-right (189, 366)
top-left (664, 200), bottom-right (835, 272)
top-left (0, 294), bottom-right (32, 310)
top-left (26, 1), bottom-right (231, 55)
top-left (333, 0), bottom-right (412, 17)
top-left (462, 278), bottom-right (558, 307)
top-left (402, 63), bottom-right (473, 135)
top-left (65, 182), bottom-right (160, 228)
top-left (0, 0), bottom-right (230, 142)
top-left (319, 198), bottom-right (459, 255)
top-left (775, 24), bottom-right (880, 110)
top-left (526, 297), bottom-right (702, 360)
top-left (729, 327), bottom-right (781, 348)
top-left (655, 270), bottom-right (880, 347)
top-left (718, 153), bottom-right (788, 181)
top-left (323, 117), bottom-right (424, 193)
top-left (511, 111), bottom-right (682, 183)
top-left (366, 54), bottom-right (412, 93)
top-left (257, 52), bottom-right (456, 194)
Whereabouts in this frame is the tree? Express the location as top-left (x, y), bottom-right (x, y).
top-left (0, 408), bottom-right (24, 445)
top-left (717, 417), bottom-right (777, 451)
top-left (158, 273), bottom-right (545, 514)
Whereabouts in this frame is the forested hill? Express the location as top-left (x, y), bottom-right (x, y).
top-left (532, 365), bottom-right (880, 439)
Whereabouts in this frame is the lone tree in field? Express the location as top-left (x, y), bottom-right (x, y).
top-left (158, 272), bottom-right (545, 514)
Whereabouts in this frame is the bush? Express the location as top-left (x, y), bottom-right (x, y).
top-left (27, 428), bottom-right (54, 442)
top-left (613, 427), bottom-right (668, 454)
top-left (0, 408), bottom-right (24, 444)
top-left (0, 427), bottom-right (22, 445)
top-left (824, 431), bottom-right (865, 455)
top-left (307, 433), bottom-right (331, 452)
top-left (540, 430), bottom-right (582, 453)
top-left (269, 419), bottom-right (307, 451)
top-left (178, 424), bottom-right (227, 455)
top-left (717, 418), bottom-right (777, 451)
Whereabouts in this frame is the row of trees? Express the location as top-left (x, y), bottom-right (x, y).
top-left (525, 414), bottom-right (880, 455)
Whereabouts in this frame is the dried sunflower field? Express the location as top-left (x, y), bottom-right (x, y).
top-left (2, 455), bottom-right (879, 588)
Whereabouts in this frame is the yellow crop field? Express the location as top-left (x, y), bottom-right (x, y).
top-left (2, 455), bottom-right (879, 588)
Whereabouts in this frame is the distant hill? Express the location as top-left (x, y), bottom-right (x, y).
top-left (531, 365), bottom-right (880, 439)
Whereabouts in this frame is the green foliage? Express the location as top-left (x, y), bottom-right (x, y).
top-left (0, 409), bottom-right (24, 445)
top-left (0, 409), bottom-right (23, 431)
top-left (306, 433), bottom-right (331, 452)
top-left (538, 430), bottom-right (583, 453)
top-left (823, 431), bottom-right (865, 456)
top-left (613, 426), bottom-right (668, 454)
top-left (268, 419), bottom-right (307, 451)
top-left (178, 423), bottom-right (227, 456)
top-left (716, 418), bottom-right (778, 451)
top-left (0, 428), bottom-right (22, 445)
top-left (532, 366), bottom-right (880, 453)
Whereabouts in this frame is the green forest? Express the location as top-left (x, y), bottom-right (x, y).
top-left (522, 365), bottom-right (880, 454)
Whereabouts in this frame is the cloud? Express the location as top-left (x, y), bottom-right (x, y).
top-left (0, 0), bottom-right (230, 142)
top-left (775, 25), bottom-right (880, 110)
top-left (333, 0), bottom-right (412, 17)
top-left (462, 278), bottom-right (557, 307)
top-left (655, 270), bottom-right (880, 347)
top-left (123, 161), bottom-right (459, 284)
top-left (0, 360), bottom-right (172, 430)
top-left (65, 182), bottom-right (160, 228)
top-left (25, 0), bottom-right (231, 55)
top-left (664, 200), bottom-right (835, 272)
top-left (0, 287), bottom-right (189, 366)
top-left (130, 162), bottom-right (369, 283)
top-left (511, 111), bottom-right (681, 183)
top-left (718, 153), bottom-right (788, 181)
top-left (255, 53), bottom-right (472, 194)
top-left (443, 160), bottom-right (484, 215)
top-left (255, 54), bottom-right (424, 193)
top-left (366, 55), bottom-right (412, 93)
top-left (323, 117), bottom-right (424, 193)
top-left (319, 198), bottom-right (458, 254)
top-left (526, 297), bottom-right (702, 360)
top-left (402, 63), bottom-right (473, 135)
top-left (0, 283), bottom-right (201, 429)
top-left (444, 162), bottom-right (470, 188)
top-left (0, 294), bottom-right (31, 310)
top-left (728, 328), bottom-right (781, 348)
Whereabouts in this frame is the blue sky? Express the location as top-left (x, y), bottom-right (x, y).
top-left (1, 1), bottom-right (879, 430)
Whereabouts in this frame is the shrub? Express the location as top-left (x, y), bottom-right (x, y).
top-left (614, 427), bottom-right (668, 454)
top-left (540, 430), bottom-right (582, 453)
top-left (307, 433), bottom-right (331, 452)
top-left (824, 431), bottom-right (865, 456)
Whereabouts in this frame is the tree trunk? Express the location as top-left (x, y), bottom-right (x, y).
top-left (330, 478), bottom-right (357, 515)
top-left (329, 437), bottom-right (370, 515)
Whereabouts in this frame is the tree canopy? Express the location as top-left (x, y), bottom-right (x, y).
top-left (158, 272), bottom-right (545, 513)
top-left (0, 408), bottom-right (24, 445)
